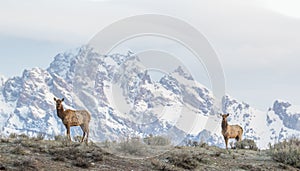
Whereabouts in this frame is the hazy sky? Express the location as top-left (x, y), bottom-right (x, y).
top-left (0, 0), bottom-right (300, 110)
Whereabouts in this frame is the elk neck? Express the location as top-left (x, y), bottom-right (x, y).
top-left (221, 119), bottom-right (228, 131)
top-left (56, 105), bottom-right (65, 119)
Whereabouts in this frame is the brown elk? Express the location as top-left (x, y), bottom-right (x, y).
top-left (220, 113), bottom-right (243, 149)
top-left (54, 97), bottom-right (91, 144)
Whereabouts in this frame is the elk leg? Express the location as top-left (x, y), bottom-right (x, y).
top-left (80, 125), bottom-right (86, 143)
top-left (86, 127), bottom-right (89, 145)
top-left (225, 137), bottom-right (229, 149)
top-left (66, 125), bottom-right (71, 141)
top-left (81, 132), bottom-right (86, 143)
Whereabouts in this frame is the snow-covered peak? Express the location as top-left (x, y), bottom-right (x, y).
top-left (0, 75), bottom-right (6, 90)
top-left (0, 47), bottom-right (299, 149)
top-left (222, 95), bottom-right (250, 113)
top-left (272, 99), bottom-right (300, 116)
top-left (47, 46), bottom-right (88, 81)
top-left (172, 66), bottom-right (193, 81)
top-left (269, 100), bottom-right (300, 131)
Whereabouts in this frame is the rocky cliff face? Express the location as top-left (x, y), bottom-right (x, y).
top-left (0, 46), bottom-right (299, 148)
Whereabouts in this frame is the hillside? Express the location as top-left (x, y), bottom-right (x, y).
top-left (0, 135), bottom-right (298, 171)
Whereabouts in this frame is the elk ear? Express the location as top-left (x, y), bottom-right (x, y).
top-left (61, 98), bottom-right (64, 101)
top-left (54, 97), bottom-right (57, 101)
top-left (219, 114), bottom-right (222, 117)
top-left (226, 113), bottom-right (229, 117)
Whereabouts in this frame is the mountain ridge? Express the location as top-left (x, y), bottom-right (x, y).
top-left (0, 46), bottom-right (299, 149)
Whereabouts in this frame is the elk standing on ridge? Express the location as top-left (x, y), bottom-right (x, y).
top-left (54, 97), bottom-right (91, 144)
top-left (220, 113), bottom-right (243, 149)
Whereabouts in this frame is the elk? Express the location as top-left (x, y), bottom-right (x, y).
top-left (220, 113), bottom-right (243, 149)
top-left (54, 97), bottom-right (91, 144)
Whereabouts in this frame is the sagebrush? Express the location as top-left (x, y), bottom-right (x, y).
top-left (143, 135), bottom-right (170, 146)
top-left (269, 137), bottom-right (300, 168)
top-left (235, 139), bottom-right (258, 150)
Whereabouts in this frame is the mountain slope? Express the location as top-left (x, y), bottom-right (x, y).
top-left (0, 46), bottom-right (299, 149)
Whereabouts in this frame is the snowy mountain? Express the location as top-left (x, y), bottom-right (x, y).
top-left (0, 46), bottom-right (299, 149)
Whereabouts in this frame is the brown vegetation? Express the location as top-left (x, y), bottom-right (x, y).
top-left (0, 134), bottom-right (299, 170)
top-left (269, 137), bottom-right (300, 169)
top-left (235, 139), bottom-right (258, 151)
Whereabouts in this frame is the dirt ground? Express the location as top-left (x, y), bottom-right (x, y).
top-left (0, 136), bottom-right (298, 171)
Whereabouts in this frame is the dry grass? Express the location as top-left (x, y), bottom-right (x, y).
top-left (0, 134), bottom-right (299, 170)
top-left (117, 137), bottom-right (146, 156)
top-left (269, 137), bottom-right (300, 169)
top-left (101, 136), bottom-right (173, 159)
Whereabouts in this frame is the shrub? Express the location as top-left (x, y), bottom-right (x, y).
top-left (166, 151), bottom-right (203, 170)
top-left (118, 137), bottom-right (145, 156)
top-left (143, 135), bottom-right (170, 146)
top-left (191, 141), bottom-right (199, 147)
top-left (269, 137), bottom-right (300, 168)
top-left (54, 135), bottom-right (65, 141)
top-left (54, 135), bottom-right (68, 145)
top-left (52, 156), bottom-right (65, 162)
top-left (0, 163), bottom-right (5, 170)
top-left (199, 142), bottom-right (208, 148)
top-left (185, 140), bottom-right (192, 147)
top-left (73, 136), bottom-right (83, 143)
top-left (235, 139), bottom-right (258, 150)
top-left (18, 134), bottom-right (29, 140)
top-left (11, 146), bottom-right (27, 155)
top-left (73, 157), bottom-right (90, 168)
top-left (103, 139), bottom-right (111, 148)
top-left (184, 139), bottom-right (207, 148)
top-left (151, 159), bottom-right (176, 171)
top-left (185, 140), bottom-right (198, 147)
top-left (35, 133), bottom-right (45, 141)
top-left (9, 133), bottom-right (17, 139)
top-left (13, 159), bottom-right (37, 170)
top-left (0, 138), bottom-right (9, 143)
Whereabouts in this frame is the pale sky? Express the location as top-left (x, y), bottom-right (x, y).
top-left (0, 0), bottom-right (300, 110)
